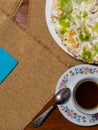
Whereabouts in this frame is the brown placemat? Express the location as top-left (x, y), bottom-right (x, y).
top-left (0, 0), bottom-right (23, 16)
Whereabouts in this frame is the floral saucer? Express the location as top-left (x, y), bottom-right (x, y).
top-left (55, 64), bottom-right (98, 126)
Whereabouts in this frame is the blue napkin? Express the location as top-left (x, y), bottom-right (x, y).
top-left (0, 47), bottom-right (18, 83)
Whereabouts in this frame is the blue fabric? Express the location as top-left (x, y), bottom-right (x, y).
top-left (0, 47), bottom-right (18, 83)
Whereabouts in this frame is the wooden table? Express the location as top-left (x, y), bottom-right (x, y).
top-left (16, 1), bottom-right (98, 130)
top-left (23, 97), bottom-right (98, 130)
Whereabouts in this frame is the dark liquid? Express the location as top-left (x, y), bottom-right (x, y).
top-left (75, 81), bottom-right (98, 109)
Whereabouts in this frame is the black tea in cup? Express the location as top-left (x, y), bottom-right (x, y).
top-left (75, 81), bottom-right (98, 110)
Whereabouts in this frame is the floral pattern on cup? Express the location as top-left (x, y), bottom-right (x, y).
top-left (60, 105), bottom-right (98, 123)
top-left (59, 66), bottom-right (98, 89)
top-left (90, 114), bottom-right (98, 123)
top-left (61, 105), bottom-right (87, 123)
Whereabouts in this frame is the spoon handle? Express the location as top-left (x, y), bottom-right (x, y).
top-left (32, 105), bottom-right (54, 128)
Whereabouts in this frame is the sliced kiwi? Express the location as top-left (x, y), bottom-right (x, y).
top-left (81, 50), bottom-right (93, 62)
top-left (78, 29), bottom-right (91, 42)
top-left (58, 13), bottom-right (75, 28)
top-left (58, 15), bottom-right (70, 28)
top-left (59, 0), bottom-right (73, 12)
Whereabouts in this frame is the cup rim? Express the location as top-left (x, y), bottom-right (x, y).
top-left (72, 76), bottom-right (98, 115)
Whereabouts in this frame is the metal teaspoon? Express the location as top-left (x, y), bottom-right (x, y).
top-left (32, 88), bottom-right (71, 128)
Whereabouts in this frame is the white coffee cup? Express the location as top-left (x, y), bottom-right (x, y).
top-left (72, 77), bottom-right (98, 115)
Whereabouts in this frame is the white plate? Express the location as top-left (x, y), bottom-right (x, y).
top-left (55, 64), bottom-right (98, 126)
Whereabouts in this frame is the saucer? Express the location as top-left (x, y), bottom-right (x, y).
top-left (55, 64), bottom-right (98, 126)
